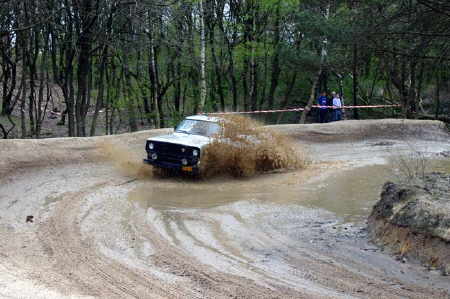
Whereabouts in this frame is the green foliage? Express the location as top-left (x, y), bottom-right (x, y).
top-left (2, 0), bottom-right (448, 137)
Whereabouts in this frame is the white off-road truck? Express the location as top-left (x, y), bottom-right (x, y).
top-left (144, 115), bottom-right (222, 174)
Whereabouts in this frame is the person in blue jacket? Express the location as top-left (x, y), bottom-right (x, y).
top-left (317, 92), bottom-right (328, 123)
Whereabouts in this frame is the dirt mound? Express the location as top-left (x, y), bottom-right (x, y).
top-left (0, 119), bottom-right (446, 180)
top-left (368, 174), bottom-right (450, 275)
top-left (200, 115), bottom-right (308, 177)
top-left (0, 129), bottom-right (170, 181)
top-left (272, 119), bottom-right (449, 142)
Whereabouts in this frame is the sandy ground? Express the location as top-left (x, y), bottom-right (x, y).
top-left (0, 119), bottom-right (449, 299)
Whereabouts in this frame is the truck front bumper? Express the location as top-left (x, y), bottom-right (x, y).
top-left (143, 158), bottom-right (199, 173)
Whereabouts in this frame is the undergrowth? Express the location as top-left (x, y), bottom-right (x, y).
top-left (388, 141), bottom-right (430, 185)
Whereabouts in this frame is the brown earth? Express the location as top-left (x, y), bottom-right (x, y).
top-left (0, 119), bottom-right (449, 298)
top-left (368, 174), bottom-right (450, 275)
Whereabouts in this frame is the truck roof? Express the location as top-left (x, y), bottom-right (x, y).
top-left (185, 114), bottom-right (221, 123)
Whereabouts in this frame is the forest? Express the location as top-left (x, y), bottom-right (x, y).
top-left (0, 0), bottom-right (449, 138)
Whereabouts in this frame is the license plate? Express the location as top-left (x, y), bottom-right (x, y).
top-left (182, 166), bottom-right (193, 172)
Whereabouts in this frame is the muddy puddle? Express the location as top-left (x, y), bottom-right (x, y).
top-left (127, 162), bottom-right (368, 215)
top-left (128, 182), bottom-right (244, 209)
top-left (129, 158), bottom-right (450, 224)
top-left (128, 164), bottom-right (327, 210)
top-left (300, 164), bottom-right (392, 223)
top-left (294, 158), bottom-right (450, 223)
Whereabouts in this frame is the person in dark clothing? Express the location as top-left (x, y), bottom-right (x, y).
top-left (317, 92), bottom-right (328, 123)
top-left (327, 91), bottom-right (336, 122)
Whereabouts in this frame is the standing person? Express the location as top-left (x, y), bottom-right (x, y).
top-left (317, 92), bottom-right (328, 123)
top-left (327, 91), bottom-right (336, 122)
top-left (332, 93), bottom-right (342, 121)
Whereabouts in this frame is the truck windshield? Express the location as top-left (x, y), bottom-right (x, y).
top-left (175, 119), bottom-right (221, 137)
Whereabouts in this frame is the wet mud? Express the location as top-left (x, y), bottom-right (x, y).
top-left (0, 119), bottom-right (449, 298)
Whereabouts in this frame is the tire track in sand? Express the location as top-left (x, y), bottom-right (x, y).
top-left (36, 183), bottom-right (190, 299)
top-left (36, 182), bottom-right (316, 298)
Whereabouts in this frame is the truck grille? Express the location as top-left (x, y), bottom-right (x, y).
top-left (153, 141), bottom-right (187, 156)
top-left (147, 141), bottom-right (199, 166)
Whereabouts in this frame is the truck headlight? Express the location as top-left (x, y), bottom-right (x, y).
top-left (149, 142), bottom-right (154, 150)
top-left (151, 153), bottom-right (158, 160)
top-left (181, 158), bottom-right (188, 165)
top-left (193, 149), bottom-right (199, 157)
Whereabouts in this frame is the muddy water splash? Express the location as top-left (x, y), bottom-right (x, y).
top-left (97, 141), bottom-right (153, 178)
top-left (200, 115), bottom-right (308, 177)
top-left (99, 115), bottom-right (308, 180)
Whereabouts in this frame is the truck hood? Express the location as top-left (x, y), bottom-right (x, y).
top-left (147, 132), bottom-right (212, 149)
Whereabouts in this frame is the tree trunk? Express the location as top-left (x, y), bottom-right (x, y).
top-left (435, 68), bottom-right (441, 119)
top-left (209, 24), bottom-right (225, 111)
top-left (352, 44), bottom-right (359, 119)
top-left (266, 5), bottom-right (281, 110)
top-left (277, 72), bottom-right (297, 124)
top-left (74, 0), bottom-right (97, 137)
top-left (0, 28), bottom-right (17, 117)
top-left (228, 44), bottom-right (238, 111)
top-left (300, 68), bottom-right (322, 124)
top-left (407, 60), bottom-right (418, 118)
top-left (75, 36), bottom-right (91, 137)
top-left (123, 54), bottom-right (138, 132)
top-left (173, 60), bottom-right (182, 114)
top-left (90, 47), bottom-right (107, 136)
top-left (249, 2), bottom-right (258, 111)
top-left (0, 122), bottom-right (7, 139)
top-left (148, 14), bottom-right (160, 128)
top-left (300, 2), bottom-right (329, 124)
top-left (0, 51), bottom-right (17, 116)
top-left (27, 56), bottom-right (36, 137)
top-left (20, 76), bottom-right (27, 138)
top-left (198, 0), bottom-right (207, 112)
top-left (67, 69), bottom-right (76, 136)
top-left (219, 16), bottom-right (238, 112)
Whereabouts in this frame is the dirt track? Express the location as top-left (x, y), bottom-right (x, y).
top-left (0, 119), bottom-right (449, 298)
